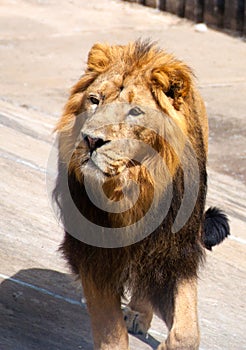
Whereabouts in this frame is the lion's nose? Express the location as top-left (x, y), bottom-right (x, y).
top-left (83, 135), bottom-right (110, 153)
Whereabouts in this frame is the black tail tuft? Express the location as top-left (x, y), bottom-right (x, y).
top-left (202, 207), bottom-right (230, 250)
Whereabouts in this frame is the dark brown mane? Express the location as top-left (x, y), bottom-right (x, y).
top-left (55, 154), bottom-right (207, 302)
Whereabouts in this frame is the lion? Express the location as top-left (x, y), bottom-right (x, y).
top-left (53, 40), bottom-right (230, 350)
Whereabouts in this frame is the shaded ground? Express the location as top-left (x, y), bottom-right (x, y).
top-left (0, 1), bottom-right (245, 349)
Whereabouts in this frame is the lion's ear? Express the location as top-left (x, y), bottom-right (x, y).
top-left (151, 63), bottom-right (193, 110)
top-left (87, 43), bottom-right (112, 73)
top-left (69, 43), bottom-right (113, 96)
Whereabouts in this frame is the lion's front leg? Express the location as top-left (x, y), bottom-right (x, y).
top-left (81, 275), bottom-right (129, 350)
top-left (158, 278), bottom-right (200, 350)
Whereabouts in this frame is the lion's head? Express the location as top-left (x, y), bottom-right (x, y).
top-left (55, 40), bottom-right (208, 246)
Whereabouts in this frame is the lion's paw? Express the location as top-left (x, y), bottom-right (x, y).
top-left (122, 307), bottom-right (151, 335)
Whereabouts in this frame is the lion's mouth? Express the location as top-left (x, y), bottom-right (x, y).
top-left (88, 156), bottom-right (128, 177)
top-left (82, 152), bottom-right (137, 178)
top-left (79, 134), bottom-right (139, 178)
top-left (86, 158), bottom-right (115, 177)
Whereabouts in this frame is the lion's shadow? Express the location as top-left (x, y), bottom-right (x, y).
top-left (0, 268), bottom-right (160, 350)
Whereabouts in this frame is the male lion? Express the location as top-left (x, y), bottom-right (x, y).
top-left (54, 40), bottom-right (229, 350)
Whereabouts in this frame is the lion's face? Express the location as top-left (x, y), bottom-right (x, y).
top-left (57, 41), bottom-right (200, 186)
top-left (68, 89), bottom-right (185, 185)
top-left (76, 74), bottom-right (159, 178)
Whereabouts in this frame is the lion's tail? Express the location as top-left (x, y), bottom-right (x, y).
top-left (202, 207), bottom-right (230, 250)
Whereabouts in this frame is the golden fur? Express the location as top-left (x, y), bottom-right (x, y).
top-left (55, 40), bottom-right (210, 350)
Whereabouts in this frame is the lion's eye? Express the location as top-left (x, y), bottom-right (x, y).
top-left (128, 107), bottom-right (144, 116)
top-left (89, 96), bottom-right (100, 105)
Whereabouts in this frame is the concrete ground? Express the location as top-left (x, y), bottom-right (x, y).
top-left (0, 0), bottom-right (245, 349)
